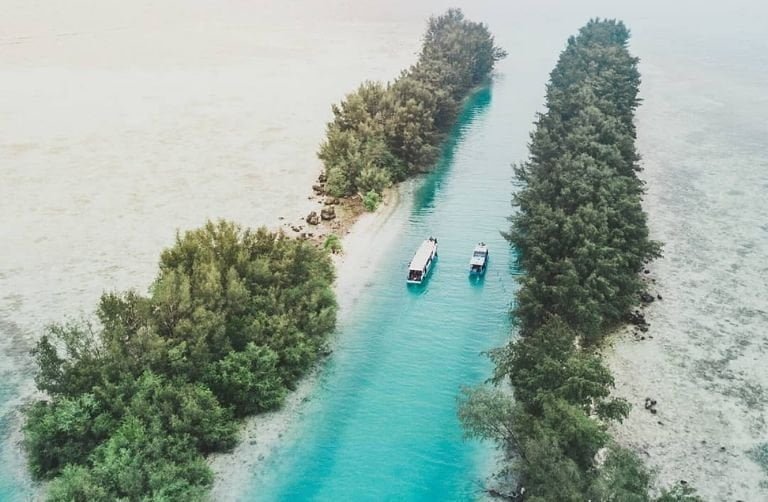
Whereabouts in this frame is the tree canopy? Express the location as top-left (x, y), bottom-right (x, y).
top-left (319, 8), bottom-right (506, 199)
top-left (24, 221), bottom-right (337, 500)
top-left (460, 19), bottom-right (699, 501)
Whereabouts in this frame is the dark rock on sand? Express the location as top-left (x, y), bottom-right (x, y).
top-left (626, 310), bottom-right (649, 333)
top-left (306, 211), bottom-right (320, 225)
top-left (320, 206), bottom-right (336, 221)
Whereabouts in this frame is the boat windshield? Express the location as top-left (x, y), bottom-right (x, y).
top-left (473, 250), bottom-right (486, 257)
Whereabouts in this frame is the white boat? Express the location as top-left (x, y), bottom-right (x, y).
top-left (407, 237), bottom-right (438, 284)
top-left (469, 242), bottom-right (489, 275)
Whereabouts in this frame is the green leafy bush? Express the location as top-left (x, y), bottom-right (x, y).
top-left (203, 343), bottom-right (285, 417)
top-left (655, 484), bottom-right (705, 501)
top-left (323, 234), bottom-right (343, 254)
top-left (357, 165), bottom-right (391, 194)
top-left (362, 190), bottom-right (381, 212)
top-left (23, 394), bottom-right (113, 478)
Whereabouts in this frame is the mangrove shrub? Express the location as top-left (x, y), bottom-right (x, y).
top-left (459, 19), bottom-right (697, 501)
top-left (24, 221), bottom-right (337, 500)
top-left (319, 9), bottom-right (506, 198)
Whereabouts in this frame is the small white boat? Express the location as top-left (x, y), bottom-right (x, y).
top-left (469, 242), bottom-right (489, 275)
top-left (407, 237), bottom-right (438, 284)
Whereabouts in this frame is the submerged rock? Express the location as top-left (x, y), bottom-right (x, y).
top-left (644, 397), bottom-right (658, 414)
top-left (640, 291), bottom-right (655, 303)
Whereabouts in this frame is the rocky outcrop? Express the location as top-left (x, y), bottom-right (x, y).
top-left (626, 309), bottom-right (649, 332)
top-left (305, 211), bottom-right (320, 225)
top-left (320, 206), bottom-right (336, 221)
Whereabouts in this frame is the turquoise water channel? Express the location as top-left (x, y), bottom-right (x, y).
top-left (248, 84), bottom-right (520, 500)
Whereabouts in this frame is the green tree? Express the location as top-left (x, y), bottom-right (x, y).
top-left (23, 394), bottom-right (114, 478)
top-left (587, 446), bottom-right (653, 502)
top-left (87, 417), bottom-right (212, 500)
top-left (47, 465), bottom-right (109, 502)
top-left (318, 9), bottom-right (505, 197)
top-left (492, 317), bottom-right (629, 420)
top-left (203, 343), bottom-right (285, 417)
top-left (24, 221), bottom-right (338, 500)
top-left (461, 18), bottom-right (683, 501)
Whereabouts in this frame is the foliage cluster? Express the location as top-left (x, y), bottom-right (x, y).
top-left (460, 19), bottom-right (700, 501)
top-left (23, 221), bottom-right (337, 500)
top-left (362, 190), bottom-right (381, 212)
top-left (319, 8), bottom-right (506, 198)
top-left (323, 233), bottom-right (343, 254)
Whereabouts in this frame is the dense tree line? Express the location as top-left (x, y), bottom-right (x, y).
top-left (319, 8), bottom-right (506, 202)
top-left (460, 20), bottom-right (700, 501)
top-left (23, 221), bottom-right (336, 500)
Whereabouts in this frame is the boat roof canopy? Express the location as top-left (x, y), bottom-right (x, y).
top-left (409, 240), bottom-right (437, 271)
top-left (470, 256), bottom-right (485, 265)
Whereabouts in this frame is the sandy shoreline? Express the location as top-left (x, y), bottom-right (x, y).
top-left (208, 184), bottom-right (413, 500)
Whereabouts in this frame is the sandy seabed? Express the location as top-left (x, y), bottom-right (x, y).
top-left (605, 58), bottom-right (768, 499)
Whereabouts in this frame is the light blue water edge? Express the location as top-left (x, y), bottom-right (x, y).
top-left (246, 83), bottom-right (522, 501)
